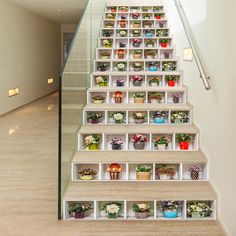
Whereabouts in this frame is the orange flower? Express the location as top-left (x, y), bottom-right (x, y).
top-left (107, 163), bottom-right (122, 173)
top-left (113, 91), bottom-right (123, 98)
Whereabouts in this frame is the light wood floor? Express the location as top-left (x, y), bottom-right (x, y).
top-left (0, 93), bottom-right (227, 236)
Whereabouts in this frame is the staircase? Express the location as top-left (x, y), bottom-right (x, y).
top-left (61, 2), bottom-right (226, 235)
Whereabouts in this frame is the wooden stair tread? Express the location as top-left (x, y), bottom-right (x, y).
top-left (78, 124), bottom-right (198, 134)
top-left (64, 182), bottom-right (217, 201)
top-left (72, 150), bottom-right (207, 164)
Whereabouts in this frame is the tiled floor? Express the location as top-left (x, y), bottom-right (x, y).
top-left (0, 93), bottom-right (226, 236)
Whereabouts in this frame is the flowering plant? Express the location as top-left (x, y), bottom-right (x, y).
top-left (133, 203), bottom-right (151, 213)
top-left (187, 202), bottom-right (213, 217)
top-left (95, 76), bottom-right (108, 85)
top-left (102, 39), bottom-right (113, 47)
top-left (156, 29), bottom-right (168, 37)
top-left (97, 63), bottom-right (109, 71)
top-left (69, 203), bottom-right (93, 214)
top-left (136, 164), bottom-right (151, 172)
top-left (148, 92), bottom-right (163, 100)
top-left (151, 111), bottom-right (166, 119)
top-left (110, 137), bottom-right (123, 145)
top-left (116, 62), bottom-right (126, 70)
top-left (115, 79), bottom-right (125, 86)
top-left (132, 29), bottom-right (141, 36)
top-left (111, 112), bottom-right (125, 124)
top-left (131, 75), bottom-right (144, 82)
top-left (118, 6), bottom-right (128, 12)
top-left (102, 202), bottom-right (122, 218)
top-left (78, 168), bottom-right (97, 177)
top-left (158, 201), bottom-right (182, 211)
top-left (156, 164), bottom-right (176, 176)
top-left (189, 166), bottom-right (202, 173)
top-left (143, 13), bottom-right (151, 19)
top-left (87, 112), bottom-right (104, 122)
top-left (132, 38), bottom-right (142, 44)
top-left (119, 30), bottom-right (127, 37)
top-left (131, 13), bottom-right (140, 19)
top-left (107, 163), bottom-right (122, 173)
top-left (132, 112), bottom-right (146, 120)
top-left (113, 91), bottom-right (123, 98)
top-left (106, 13), bottom-right (116, 19)
top-left (84, 135), bottom-right (100, 147)
top-left (132, 62), bottom-right (143, 69)
top-left (162, 62), bottom-right (176, 71)
top-left (103, 30), bottom-right (113, 37)
top-left (176, 134), bottom-right (194, 143)
top-left (166, 75), bottom-right (179, 82)
top-left (148, 77), bottom-right (160, 84)
top-left (131, 134), bottom-right (148, 143)
top-left (92, 94), bottom-right (105, 101)
top-left (173, 93), bottom-right (181, 98)
top-left (153, 136), bottom-right (170, 146)
top-left (145, 39), bottom-right (155, 46)
top-left (133, 92), bottom-right (145, 98)
top-left (171, 111), bottom-right (189, 123)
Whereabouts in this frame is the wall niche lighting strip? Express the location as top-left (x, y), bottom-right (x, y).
top-left (8, 88), bottom-right (19, 97)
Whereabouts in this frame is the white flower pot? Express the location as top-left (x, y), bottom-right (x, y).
top-left (157, 144), bottom-right (166, 151)
top-left (150, 82), bottom-right (158, 86)
top-left (159, 174), bottom-right (171, 180)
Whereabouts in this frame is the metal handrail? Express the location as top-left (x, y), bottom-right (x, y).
top-left (174, 0), bottom-right (211, 90)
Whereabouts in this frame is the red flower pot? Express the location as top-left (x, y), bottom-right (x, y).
top-left (111, 9), bottom-right (116, 12)
top-left (75, 212), bottom-right (85, 219)
top-left (156, 15), bottom-right (161, 20)
top-left (180, 141), bottom-right (189, 150)
top-left (168, 80), bottom-right (175, 87)
top-left (161, 42), bottom-right (168, 48)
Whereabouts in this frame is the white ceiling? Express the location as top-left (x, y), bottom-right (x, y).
top-left (10, 0), bottom-right (85, 23)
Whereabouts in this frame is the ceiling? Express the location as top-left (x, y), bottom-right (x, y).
top-left (10, 0), bottom-right (85, 23)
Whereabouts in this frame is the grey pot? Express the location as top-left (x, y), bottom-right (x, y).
top-left (134, 142), bottom-right (145, 150)
top-left (133, 80), bottom-right (142, 86)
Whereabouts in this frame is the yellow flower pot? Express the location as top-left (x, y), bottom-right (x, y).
top-left (134, 97), bottom-right (145, 103)
top-left (136, 172), bottom-right (151, 180)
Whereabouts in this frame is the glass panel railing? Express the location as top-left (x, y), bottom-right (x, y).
top-left (59, 0), bottom-right (107, 219)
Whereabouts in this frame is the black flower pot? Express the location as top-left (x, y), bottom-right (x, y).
top-left (112, 143), bottom-right (122, 150)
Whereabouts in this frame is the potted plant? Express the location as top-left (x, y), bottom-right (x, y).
top-left (156, 164), bottom-right (176, 180)
top-left (132, 38), bottom-right (142, 47)
top-left (154, 13), bottom-right (164, 20)
top-left (142, 7), bottom-right (151, 12)
top-left (100, 51), bottom-right (110, 59)
top-left (172, 93), bottom-right (181, 103)
top-left (103, 202), bottom-right (122, 219)
top-left (145, 39), bottom-right (155, 48)
top-left (145, 50), bottom-right (156, 59)
top-left (145, 29), bottom-right (154, 37)
top-left (78, 168), bottom-right (97, 180)
top-left (84, 134), bottom-right (100, 150)
top-left (120, 14), bottom-right (127, 20)
top-left (132, 62), bottom-right (143, 71)
top-left (162, 62), bottom-right (176, 71)
top-left (105, 21), bottom-right (114, 28)
top-left (159, 38), bottom-right (169, 48)
top-left (189, 166), bottom-right (202, 180)
top-left (153, 136), bottom-right (170, 151)
top-left (131, 75), bottom-right (144, 86)
top-left (143, 13), bottom-right (151, 19)
top-left (166, 75), bottom-right (179, 87)
top-left (148, 61), bottom-right (159, 71)
top-left (110, 137), bottom-right (123, 150)
top-left (87, 112), bottom-right (104, 124)
top-left (106, 13), bottom-right (116, 20)
top-left (156, 29), bottom-right (168, 37)
top-left (136, 165), bottom-right (152, 180)
top-left (158, 201), bottom-right (182, 218)
top-left (131, 134), bottom-right (148, 150)
top-left (153, 7), bottom-right (162, 12)
top-left (171, 111), bottom-right (189, 124)
top-left (143, 21), bottom-right (153, 28)
top-left (151, 111), bottom-right (166, 124)
top-left (133, 50), bottom-right (142, 59)
top-left (130, 6), bottom-right (139, 12)
top-left (118, 6), bottom-right (128, 12)
top-left (115, 62), bottom-right (126, 71)
top-left (159, 22), bottom-right (164, 28)
top-left (119, 41), bottom-right (126, 48)
top-left (119, 20), bottom-right (127, 28)
top-left (95, 76), bottom-right (108, 86)
top-left (102, 39), bottom-right (113, 48)
top-left (111, 112), bottom-right (125, 124)
top-left (132, 203), bottom-right (151, 219)
top-left (148, 92), bottom-right (163, 103)
top-left (131, 14), bottom-right (140, 20)
top-left (133, 92), bottom-right (145, 103)
top-left (187, 202), bottom-right (213, 218)
top-left (92, 94), bottom-right (105, 104)
top-left (132, 29), bottom-right (141, 37)
top-left (115, 78), bottom-right (125, 87)
top-left (113, 91), bottom-right (123, 103)
top-left (119, 30), bottom-right (127, 37)
top-left (148, 76), bottom-right (160, 86)
top-left (132, 112), bottom-right (146, 124)
top-left (176, 133), bottom-right (194, 150)
top-left (133, 20), bottom-right (141, 28)
top-left (108, 6), bottom-right (117, 12)
top-left (107, 163), bottom-right (122, 180)
top-left (117, 49), bottom-right (125, 59)
top-left (97, 63), bottom-right (109, 72)
top-left (69, 203), bottom-right (93, 219)
top-left (103, 30), bottom-right (113, 37)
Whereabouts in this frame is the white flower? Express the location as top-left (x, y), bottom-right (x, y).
top-left (117, 63), bottom-right (125, 69)
top-left (137, 203), bottom-right (149, 210)
top-left (136, 113), bottom-right (143, 118)
top-left (114, 113), bottom-right (123, 121)
top-left (106, 204), bottom-right (120, 214)
top-left (84, 135), bottom-right (94, 145)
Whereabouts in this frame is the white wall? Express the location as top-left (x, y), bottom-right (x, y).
top-left (165, 0), bottom-right (236, 235)
top-left (0, 0), bottom-right (61, 116)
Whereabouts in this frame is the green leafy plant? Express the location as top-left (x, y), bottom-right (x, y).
top-left (133, 203), bottom-right (151, 213)
top-left (69, 203), bottom-right (93, 214)
top-left (87, 112), bottom-right (104, 122)
top-left (136, 165), bottom-right (152, 173)
top-left (156, 164), bottom-right (177, 176)
top-left (187, 201), bottom-right (213, 217)
top-left (166, 75), bottom-right (179, 82)
top-left (153, 136), bottom-right (170, 147)
top-left (133, 92), bottom-right (145, 98)
top-left (102, 202), bottom-right (123, 218)
top-left (176, 134), bottom-right (194, 143)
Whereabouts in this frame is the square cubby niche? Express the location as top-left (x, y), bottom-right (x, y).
top-left (72, 164), bottom-right (99, 181)
top-left (130, 38), bottom-right (144, 49)
top-left (159, 49), bottom-right (174, 60)
top-left (128, 163), bottom-right (154, 181)
top-left (79, 134), bottom-right (103, 151)
top-left (161, 61), bottom-right (177, 72)
top-left (111, 75), bottom-right (127, 87)
top-left (129, 29), bottom-right (142, 38)
top-left (170, 110), bottom-right (190, 125)
top-left (145, 61), bottom-right (161, 72)
top-left (129, 91), bottom-right (147, 104)
top-left (153, 6), bottom-right (164, 13)
top-left (144, 39), bottom-right (157, 48)
top-left (128, 134), bottom-right (151, 151)
top-left (117, 13), bottom-right (128, 20)
top-left (117, 19), bottom-right (129, 29)
top-left (158, 38), bottom-right (173, 48)
top-left (105, 13), bottom-right (116, 20)
top-left (107, 111), bottom-right (127, 125)
top-left (112, 61), bottom-right (128, 72)
top-left (115, 38), bottom-right (128, 48)
top-left (144, 49), bottom-right (158, 60)
top-left (104, 134), bottom-right (127, 151)
top-left (128, 110), bottom-right (148, 125)
top-left (108, 91), bottom-right (127, 104)
top-left (101, 29), bottom-right (114, 38)
top-left (126, 201), bottom-right (155, 220)
top-left (186, 201), bottom-right (216, 220)
top-left (175, 133), bottom-right (198, 151)
top-left (96, 201), bottom-right (125, 220)
top-left (154, 20), bottom-right (168, 29)
top-left (146, 75), bottom-right (164, 87)
top-left (129, 61), bottom-right (144, 72)
top-left (129, 49), bottom-right (144, 60)
top-left (156, 200), bottom-right (185, 220)
top-left (156, 29), bottom-right (169, 37)
top-left (130, 6), bottom-right (141, 13)
top-left (100, 38), bottom-right (113, 48)
top-left (142, 13), bottom-right (154, 20)
top-left (167, 91), bottom-right (186, 104)
top-left (182, 163), bottom-right (208, 181)
top-left (141, 6), bottom-right (153, 13)
top-left (101, 163), bottom-right (127, 181)
top-left (151, 133), bottom-right (174, 151)
top-left (128, 75), bottom-right (145, 87)
top-left (103, 20), bottom-right (115, 29)
top-left (143, 20), bottom-right (154, 29)
top-left (64, 201), bottom-right (95, 220)
top-left (114, 49), bottom-right (128, 60)
top-left (84, 111), bottom-right (105, 125)
top-left (97, 49), bottom-right (112, 60)
top-left (147, 91), bottom-right (165, 104)
top-left (116, 29), bottom-right (129, 38)
top-left (164, 75), bottom-right (181, 87)
top-left (149, 110), bottom-right (169, 125)
top-left (95, 61), bottom-right (111, 72)
top-left (155, 163), bottom-right (181, 181)
top-left (88, 92), bottom-right (107, 104)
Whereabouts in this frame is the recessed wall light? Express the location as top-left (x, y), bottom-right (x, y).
top-left (48, 78), bottom-right (54, 84)
top-left (57, 9), bottom-right (62, 12)
top-left (183, 47), bottom-right (193, 61)
top-left (8, 88), bottom-right (19, 97)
